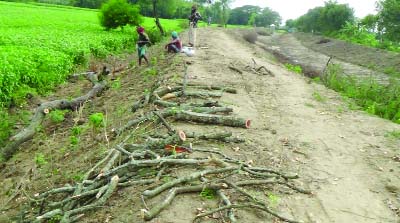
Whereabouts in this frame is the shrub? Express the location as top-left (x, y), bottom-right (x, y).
top-left (34, 153), bottom-right (47, 167)
top-left (49, 110), bottom-right (67, 123)
top-left (99, 0), bottom-right (143, 30)
top-left (285, 63), bottom-right (303, 74)
top-left (324, 64), bottom-right (400, 123)
top-left (146, 28), bottom-right (164, 45)
top-left (243, 31), bottom-right (258, 44)
top-left (89, 112), bottom-right (104, 128)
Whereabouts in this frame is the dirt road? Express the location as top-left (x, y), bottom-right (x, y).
top-left (171, 28), bottom-right (400, 222)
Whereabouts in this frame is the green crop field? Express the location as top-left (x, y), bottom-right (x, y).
top-left (0, 1), bottom-right (183, 107)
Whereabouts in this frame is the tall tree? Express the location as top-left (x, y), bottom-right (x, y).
top-left (377, 0), bottom-right (400, 41)
top-left (228, 5), bottom-right (261, 25)
top-left (255, 7), bottom-right (281, 27)
top-left (294, 1), bottom-right (354, 34)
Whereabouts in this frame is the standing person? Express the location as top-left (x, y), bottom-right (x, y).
top-left (208, 16), bottom-right (212, 26)
top-left (188, 5), bottom-right (201, 47)
top-left (136, 26), bottom-right (151, 66)
top-left (165, 31), bottom-right (182, 53)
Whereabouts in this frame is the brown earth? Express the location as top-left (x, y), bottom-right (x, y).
top-left (294, 32), bottom-right (400, 76)
top-left (1, 28), bottom-right (400, 223)
top-left (257, 33), bottom-right (399, 83)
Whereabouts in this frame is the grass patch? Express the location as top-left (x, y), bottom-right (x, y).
top-left (323, 64), bottom-right (400, 124)
top-left (312, 91), bottom-right (327, 102)
top-left (285, 63), bottom-right (303, 74)
top-left (385, 130), bottom-right (400, 139)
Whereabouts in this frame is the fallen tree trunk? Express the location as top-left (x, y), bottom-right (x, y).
top-left (175, 111), bottom-right (251, 129)
top-left (185, 131), bottom-right (245, 143)
top-left (161, 90), bottom-right (223, 100)
top-left (1, 73), bottom-right (107, 161)
top-left (180, 83), bottom-right (237, 94)
top-left (115, 106), bottom-right (233, 136)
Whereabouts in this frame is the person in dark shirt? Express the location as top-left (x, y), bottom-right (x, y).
top-left (188, 5), bottom-right (201, 47)
top-left (165, 31), bottom-right (182, 53)
top-left (136, 26), bottom-right (151, 66)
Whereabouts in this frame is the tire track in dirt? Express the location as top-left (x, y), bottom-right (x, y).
top-left (173, 28), bottom-right (400, 222)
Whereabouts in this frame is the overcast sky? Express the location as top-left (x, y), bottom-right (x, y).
top-left (231, 0), bottom-right (378, 22)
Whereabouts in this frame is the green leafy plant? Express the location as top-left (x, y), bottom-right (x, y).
top-left (89, 112), bottom-right (104, 128)
top-left (111, 78), bottom-right (121, 89)
top-left (70, 136), bottom-right (79, 146)
top-left (98, 0), bottom-right (143, 30)
top-left (48, 214), bottom-right (62, 223)
top-left (35, 153), bottom-right (47, 167)
top-left (71, 126), bottom-right (82, 136)
top-left (323, 64), bottom-right (400, 124)
top-left (199, 188), bottom-right (217, 200)
top-left (49, 110), bottom-right (67, 123)
top-left (267, 193), bottom-right (279, 207)
top-left (285, 63), bottom-right (303, 74)
top-left (312, 91), bottom-right (326, 102)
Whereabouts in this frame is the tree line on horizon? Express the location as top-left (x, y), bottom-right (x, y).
top-left (285, 0), bottom-right (399, 47)
top-left (5, 0), bottom-right (282, 28)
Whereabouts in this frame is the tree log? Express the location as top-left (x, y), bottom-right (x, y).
top-left (175, 111), bottom-right (251, 128)
top-left (1, 74), bottom-right (107, 161)
top-left (115, 106), bottom-right (233, 136)
top-left (182, 83), bottom-right (237, 94)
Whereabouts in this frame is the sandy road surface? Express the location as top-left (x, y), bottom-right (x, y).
top-left (167, 28), bottom-right (400, 222)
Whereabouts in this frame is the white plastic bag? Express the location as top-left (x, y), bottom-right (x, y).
top-left (182, 46), bottom-right (195, 57)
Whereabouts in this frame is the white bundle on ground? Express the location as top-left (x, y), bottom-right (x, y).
top-left (182, 46), bottom-right (195, 57)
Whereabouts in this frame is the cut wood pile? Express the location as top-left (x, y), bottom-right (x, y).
top-left (13, 61), bottom-right (309, 223)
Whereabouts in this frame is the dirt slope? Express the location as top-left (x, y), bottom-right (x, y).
top-left (170, 28), bottom-right (400, 222)
top-left (257, 33), bottom-right (393, 82)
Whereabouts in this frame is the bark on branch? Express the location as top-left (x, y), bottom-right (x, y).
top-left (1, 73), bottom-right (107, 161)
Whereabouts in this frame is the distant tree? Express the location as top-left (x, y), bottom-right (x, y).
top-left (75, 0), bottom-right (106, 8)
top-left (228, 5), bottom-right (261, 25)
top-left (99, 0), bottom-right (142, 30)
top-left (255, 7), bottom-right (281, 27)
top-left (360, 14), bottom-right (378, 32)
top-left (377, 0), bottom-right (400, 41)
top-left (319, 0), bottom-right (354, 33)
top-left (295, 7), bottom-right (324, 32)
top-left (285, 19), bottom-right (295, 29)
top-left (294, 1), bottom-right (354, 34)
top-left (248, 12), bottom-right (257, 26)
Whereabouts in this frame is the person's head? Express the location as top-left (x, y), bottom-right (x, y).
top-left (136, 26), bottom-right (144, 34)
top-left (191, 4), bottom-right (197, 12)
top-left (171, 31), bottom-right (178, 39)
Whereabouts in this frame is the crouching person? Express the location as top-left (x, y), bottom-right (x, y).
top-left (165, 31), bottom-right (182, 53)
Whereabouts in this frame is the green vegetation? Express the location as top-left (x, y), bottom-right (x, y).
top-left (99, 0), bottom-right (142, 30)
top-left (312, 91), bottom-right (327, 103)
top-left (323, 64), bottom-right (400, 123)
top-left (199, 188), bottom-right (217, 200)
top-left (285, 63), bottom-right (303, 74)
top-left (385, 130), bottom-right (400, 139)
top-left (228, 5), bottom-right (281, 27)
top-left (35, 153), bottom-right (48, 167)
top-left (49, 110), bottom-right (67, 124)
top-left (294, 1), bottom-right (354, 34)
top-left (291, 0), bottom-right (400, 52)
top-left (0, 2), bottom-right (183, 108)
top-left (89, 112), bottom-right (105, 128)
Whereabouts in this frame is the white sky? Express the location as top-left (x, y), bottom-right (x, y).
top-left (231, 0), bottom-right (378, 22)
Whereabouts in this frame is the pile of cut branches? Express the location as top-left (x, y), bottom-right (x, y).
top-left (22, 62), bottom-right (308, 223)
